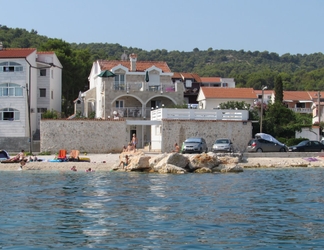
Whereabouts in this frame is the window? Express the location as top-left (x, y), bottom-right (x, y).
top-left (37, 108), bottom-right (47, 113)
top-left (40, 88), bottom-right (46, 97)
top-left (151, 100), bottom-right (161, 108)
top-left (0, 108), bottom-right (20, 121)
top-left (0, 83), bottom-right (23, 97)
top-left (40, 69), bottom-right (46, 76)
top-left (0, 61), bottom-right (23, 72)
top-left (185, 79), bottom-right (192, 88)
top-left (296, 103), bottom-right (306, 108)
top-left (116, 100), bottom-right (124, 108)
top-left (114, 74), bottom-right (125, 90)
top-left (51, 90), bottom-right (53, 99)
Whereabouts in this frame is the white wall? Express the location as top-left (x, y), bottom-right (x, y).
top-left (205, 98), bottom-right (255, 110)
top-left (295, 127), bottom-right (319, 141)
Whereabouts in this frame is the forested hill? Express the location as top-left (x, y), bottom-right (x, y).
top-left (1, 25), bottom-right (324, 115)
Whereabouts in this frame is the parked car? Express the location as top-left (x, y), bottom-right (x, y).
top-left (246, 138), bottom-right (287, 152)
top-left (181, 137), bottom-right (208, 154)
top-left (288, 140), bottom-right (324, 152)
top-left (212, 138), bottom-right (234, 153)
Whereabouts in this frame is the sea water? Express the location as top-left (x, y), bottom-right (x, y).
top-left (0, 168), bottom-right (324, 249)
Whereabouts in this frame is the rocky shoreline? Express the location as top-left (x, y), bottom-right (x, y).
top-left (1, 151), bottom-right (324, 173)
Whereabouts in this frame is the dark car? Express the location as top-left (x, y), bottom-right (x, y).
top-left (288, 140), bottom-right (324, 152)
top-left (181, 137), bottom-right (208, 154)
top-left (247, 138), bottom-right (287, 152)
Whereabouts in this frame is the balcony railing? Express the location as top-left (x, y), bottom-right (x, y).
top-left (151, 108), bottom-right (249, 121)
top-left (112, 81), bottom-right (176, 93)
top-left (112, 107), bottom-right (153, 119)
top-left (289, 107), bottom-right (312, 113)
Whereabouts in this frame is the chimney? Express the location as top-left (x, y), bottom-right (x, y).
top-left (129, 53), bottom-right (137, 72)
top-left (0, 42), bottom-right (3, 50)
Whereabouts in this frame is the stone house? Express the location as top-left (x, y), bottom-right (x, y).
top-left (77, 53), bottom-right (185, 148)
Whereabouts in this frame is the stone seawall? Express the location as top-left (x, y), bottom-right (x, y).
top-left (40, 119), bottom-right (252, 154)
top-left (41, 119), bottom-right (128, 153)
top-left (161, 119), bottom-right (252, 153)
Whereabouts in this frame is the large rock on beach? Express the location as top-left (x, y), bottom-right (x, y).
top-left (118, 151), bottom-right (245, 174)
top-left (187, 152), bottom-right (219, 171)
top-left (151, 152), bottom-right (190, 172)
top-left (219, 163), bottom-right (244, 173)
top-left (157, 164), bottom-right (187, 174)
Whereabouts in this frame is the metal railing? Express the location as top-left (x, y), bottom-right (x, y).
top-left (151, 108), bottom-right (249, 121)
top-left (288, 107), bottom-right (312, 113)
top-left (111, 81), bottom-right (176, 92)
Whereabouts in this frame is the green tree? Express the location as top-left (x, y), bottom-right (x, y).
top-left (263, 102), bottom-right (299, 138)
top-left (274, 75), bottom-right (283, 103)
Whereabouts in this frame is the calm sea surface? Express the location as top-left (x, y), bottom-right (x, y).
top-left (0, 168), bottom-right (324, 249)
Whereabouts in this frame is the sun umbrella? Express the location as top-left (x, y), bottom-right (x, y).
top-left (98, 70), bottom-right (116, 77)
top-left (145, 71), bottom-right (149, 82)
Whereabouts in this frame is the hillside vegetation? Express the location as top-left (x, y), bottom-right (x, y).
top-left (1, 25), bottom-right (324, 117)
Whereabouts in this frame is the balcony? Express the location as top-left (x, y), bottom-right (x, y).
top-left (289, 107), bottom-right (312, 114)
top-left (112, 107), bottom-right (152, 119)
top-left (112, 81), bottom-right (176, 93)
top-left (151, 108), bottom-right (249, 121)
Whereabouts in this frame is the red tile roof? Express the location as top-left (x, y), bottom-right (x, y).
top-left (201, 87), bottom-right (257, 99)
top-left (254, 90), bottom-right (273, 95)
top-left (172, 72), bottom-right (201, 82)
top-left (283, 91), bottom-right (313, 101)
top-left (172, 72), bottom-right (182, 78)
top-left (99, 60), bottom-right (171, 73)
top-left (200, 77), bottom-right (221, 83)
top-left (191, 73), bottom-right (201, 82)
top-left (37, 51), bottom-right (55, 55)
top-left (0, 48), bottom-right (36, 58)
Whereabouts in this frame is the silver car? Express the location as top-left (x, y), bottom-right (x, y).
top-left (212, 138), bottom-right (234, 153)
top-left (181, 137), bottom-right (208, 154)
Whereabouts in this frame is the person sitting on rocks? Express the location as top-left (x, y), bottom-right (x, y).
top-left (126, 143), bottom-right (135, 152)
top-left (172, 143), bottom-right (180, 153)
top-left (118, 155), bottom-right (130, 169)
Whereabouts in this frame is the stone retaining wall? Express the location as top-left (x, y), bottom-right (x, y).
top-left (161, 119), bottom-right (251, 153)
top-left (40, 119), bottom-right (252, 154)
top-left (41, 119), bottom-right (128, 154)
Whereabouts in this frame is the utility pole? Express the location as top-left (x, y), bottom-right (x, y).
top-left (318, 91), bottom-right (321, 141)
top-left (260, 86), bottom-right (267, 133)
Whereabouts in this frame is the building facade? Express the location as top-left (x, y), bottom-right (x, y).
top-left (78, 53), bottom-right (185, 147)
top-left (0, 44), bottom-right (62, 151)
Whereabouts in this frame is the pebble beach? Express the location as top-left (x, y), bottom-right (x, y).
top-left (1, 152), bottom-right (324, 171)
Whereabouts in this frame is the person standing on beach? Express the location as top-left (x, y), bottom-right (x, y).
top-left (18, 150), bottom-right (25, 161)
top-left (132, 134), bottom-right (138, 150)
